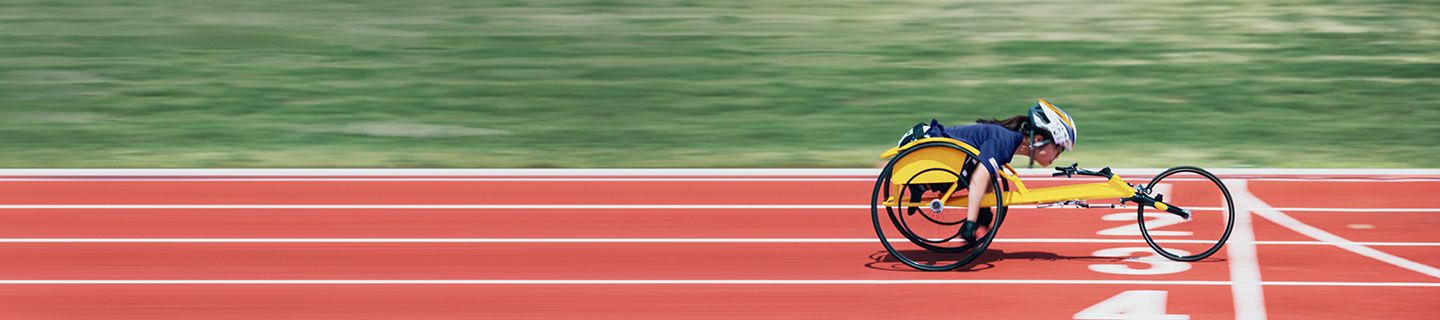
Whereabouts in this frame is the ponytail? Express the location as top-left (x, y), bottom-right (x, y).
top-left (977, 114), bottom-right (1054, 142)
top-left (975, 115), bottom-right (1030, 132)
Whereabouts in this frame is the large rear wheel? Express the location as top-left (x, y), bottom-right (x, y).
top-left (871, 142), bottom-right (1007, 271)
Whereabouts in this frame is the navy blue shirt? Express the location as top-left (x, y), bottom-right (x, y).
top-left (926, 122), bottom-right (1023, 176)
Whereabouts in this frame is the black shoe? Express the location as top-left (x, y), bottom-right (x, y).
top-left (977, 207), bottom-right (994, 226)
top-left (959, 219), bottom-right (979, 243)
top-left (906, 185), bottom-right (927, 215)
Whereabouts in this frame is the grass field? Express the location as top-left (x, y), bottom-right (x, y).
top-left (1, 0), bottom-right (1437, 168)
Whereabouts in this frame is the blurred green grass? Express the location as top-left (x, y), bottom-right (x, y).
top-left (1, 0), bottom-right (1436, 168)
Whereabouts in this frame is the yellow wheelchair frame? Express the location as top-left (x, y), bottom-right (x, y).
top-left (871, 136), bottom-right (1231, 271)
top-left (879, 137), bottom-right (1143, 211)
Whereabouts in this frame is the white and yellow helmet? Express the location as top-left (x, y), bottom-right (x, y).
top-left (1028, 99), bottom-right (1076, 150)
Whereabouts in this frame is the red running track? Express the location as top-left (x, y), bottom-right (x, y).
top-left (0, 173), bottom-right (1436, 319)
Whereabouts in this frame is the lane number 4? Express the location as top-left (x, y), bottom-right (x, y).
top-left (1075, 290), bottom-right (1189, 320)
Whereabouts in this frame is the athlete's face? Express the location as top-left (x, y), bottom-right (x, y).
top-left (1030, 139), bottom-right (1065, 167)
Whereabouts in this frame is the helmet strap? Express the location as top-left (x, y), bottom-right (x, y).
top-left (1026, 130), bottom-right (1055, 168)
top-left (1028, 150), bottom-right (1036, 168)
top-left (1027, 128), bottom-right (1036, 169)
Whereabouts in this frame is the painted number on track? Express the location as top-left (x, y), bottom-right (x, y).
top-left (1096, 212), bottom-right (1193, 237)
top-left (1095, 183), bottom-right (1190, 237)
top-left (1088, 247), bottom-right (1193, 275)
top-left (1074, 290), bottom-right (1189, 320)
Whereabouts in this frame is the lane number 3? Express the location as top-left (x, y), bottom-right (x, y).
top-left (1088, 247), bottom-right (1193, 275)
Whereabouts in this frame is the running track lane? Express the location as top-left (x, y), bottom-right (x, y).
top-left (0, 177), bottom-right (1144, 205)
top-left (0, 284), bottom-right (1240, 320)
top-left (0, 174), bottom-right (1436, 319)
top-left (0, 242), bottom-right (1233, 281)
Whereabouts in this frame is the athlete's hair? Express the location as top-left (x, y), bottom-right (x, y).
top-left (976, 115), bottom-right (1052, 141)
top-left (976, 115), bottom-right (1028, 132)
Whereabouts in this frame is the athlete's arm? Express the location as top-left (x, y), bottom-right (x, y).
top-left (966, 166), bottom-right (990, 222)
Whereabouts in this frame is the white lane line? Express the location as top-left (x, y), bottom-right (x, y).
top-left (0, 177), bottom-right (1145, 182)
top-left (0, 178), bottom-right (875, 182)
top-left (0, 205), bottom-right (865, 210)
top-left (0, 205), bottom-right (1436, 212)
top-left (4, 177), bottom-right (1437, 182)
top-left (0, 280), bottom-right (1226, 285)
top-left (0, 169), bottom-right (883, 176)
top-left (1240, 189), bottom-right (1440, 279)
top-left (1258, 281), bottom-right (1440, 287)
top-left (1248, 178), bottom-right (1440, 182)
top-left (1252, 241), bottom-right (1440, 246)
top-left (0, 238), bottom-right (1430, 245)
top-left (1227, 179), bottom-right (1268, 320)
top-left (1264, 208), bottom-right (1440, 213)
top-left (0, 177), bottom-right (1230, 182)
top-left (1, 168), bottom-right (1436, 177)
top-left (1003, 239), bottom-right (1440, 246)
top-left (0, 238), bottom-right (879, 243)
top-left (0, 280), bottom-right (1433, 286)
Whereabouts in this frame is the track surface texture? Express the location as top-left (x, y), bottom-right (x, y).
top-left (0, 168), bottom-right (1436, 319)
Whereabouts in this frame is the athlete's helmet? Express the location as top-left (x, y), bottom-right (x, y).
top-left (1028, 99), bottom-right (1076, 150)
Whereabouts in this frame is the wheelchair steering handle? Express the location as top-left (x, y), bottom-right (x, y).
top-left (1051, 163), bottom-right (1114, 179)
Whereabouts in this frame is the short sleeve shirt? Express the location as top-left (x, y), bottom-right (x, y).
top-left (939, 123), bottom-right (1023, 176)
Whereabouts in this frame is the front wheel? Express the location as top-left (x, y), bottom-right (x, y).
top-left (1138, 166), bottom-right (1235, 261)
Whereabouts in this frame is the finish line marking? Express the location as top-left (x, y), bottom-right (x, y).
top-left (1242, 191), bottom-right (1440, 279)
top-left (1227, 180), bottom-right (1268, 320)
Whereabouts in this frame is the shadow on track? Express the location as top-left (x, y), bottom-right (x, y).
top-left (864, 249), bottom-right (1228, 272)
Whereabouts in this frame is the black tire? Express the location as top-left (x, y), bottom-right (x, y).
top-left (871, 142), bottom-right (1007, 271)
top-left (1138, 166), bottom-right (1235, 261)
